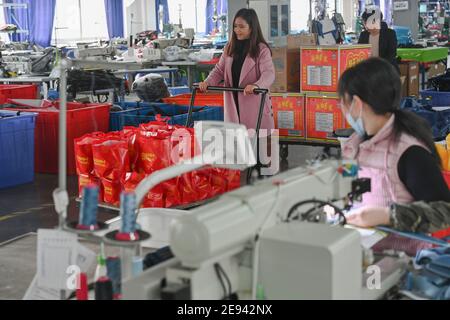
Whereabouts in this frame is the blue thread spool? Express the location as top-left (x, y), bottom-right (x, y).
top-left (106, 257), bottom-right (122, 298)
top-left (79, 185), bottom-right (99, 228)
top-left (120, 192), bottom-right (138, 233)
top-left (132, 256), bottom-right (144, 277)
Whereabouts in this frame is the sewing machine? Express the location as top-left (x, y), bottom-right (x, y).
top-left (120, 160), bottom-right (408, 300)
top-left (75, 43), bottom-right (116, 60)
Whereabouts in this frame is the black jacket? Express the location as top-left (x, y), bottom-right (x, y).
top-left (358, 22), bottom-right (398, 70)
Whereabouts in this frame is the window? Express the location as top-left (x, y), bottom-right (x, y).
top-left (290, 0), bottom-right (344, 33)
top-left (52, 0), bottom-right (108, 46)
top-left (290, 0), bottom-right (310, 32)
top-left (0, 2), bottom-right (9, 43)
top-left (167, 0), bottom-right (207, 34)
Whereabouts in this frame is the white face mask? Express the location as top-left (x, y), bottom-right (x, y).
top-left (345, 101), bottom-right (366, 138)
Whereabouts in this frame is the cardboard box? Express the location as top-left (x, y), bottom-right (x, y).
top-left (271, 47), bottom-right (301, 93)
top-left (400, 61), bottom-right (419, 97)
top-left (300, 45), bottom-right (371, 94)
top-left (400, 76), bottom-right (407, 98)
top-left (271, 93), bottom-right (305, 137)
top-left (305, 94), bottom-right (346, 141)
top-left (427, 62), bottom-right (446, 79)
top-left (287, 34), bottom-right (318, 49)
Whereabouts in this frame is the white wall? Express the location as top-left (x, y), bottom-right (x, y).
top-left (393, 0), bottom-right (419, 41)
top-left (227, 0), bottom-right (249, 33)
top-left (124, 0), bottom-right (157, 37)
top-left (341, 0), bottom-right (356, 32)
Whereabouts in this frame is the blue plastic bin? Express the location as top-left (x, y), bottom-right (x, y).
top-left (0, 111), bottom-right (37, 189)
top-left (420, 89), bottom-right (450, 106)
top-left (110, 103), bottom-right (223, 131)
top-left (110, 101), bottom-right (157, 131)
top-left (401, 97), bottom-right (450, 139)
top-left (168, 86), bottom-right (191, 96)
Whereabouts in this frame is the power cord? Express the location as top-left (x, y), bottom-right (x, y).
top-left (214, 263), bottom-right (228, 300)
top-left (214, 263), bottom-right (237, 300)
top-left (286, 199), bottom-right (347, 226)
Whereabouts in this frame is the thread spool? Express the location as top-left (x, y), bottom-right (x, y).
top-left (77, 185), bottom-right (99, 231)
top-left (115, 192), bottom-right (140, 241)
top-left (95, 277), bottom-right (113, 300)
top-left (132, 256), bottom-right (144, 277)
top-left (106, 257), bottom-right (122, 299)
top-left (76, 273), bottom-right (88, 301)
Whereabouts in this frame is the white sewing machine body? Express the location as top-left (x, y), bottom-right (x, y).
top-left (116, 161), bottom-right (406, 300)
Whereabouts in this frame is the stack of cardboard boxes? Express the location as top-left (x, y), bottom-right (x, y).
top-left (399, 61), bottom-right (420, 98)
top-left (271, 37), bottom-right (371, 142)
top-left (271, 34), bottom-right (316, 139)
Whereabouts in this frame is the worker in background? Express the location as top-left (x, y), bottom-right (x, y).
top-left (358, 6), bottom-right (399, 72)
top-left (347, 202), bottom-right (450, 234)
top-left (198, 8), bottom-right (275, 131)
top-left (338, 57), bottom-right (450, 256)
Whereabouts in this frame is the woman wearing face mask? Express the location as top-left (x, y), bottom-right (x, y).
top-left (358, 8), bottom-right (398, 72)
top-left (338, 58), bottom-right (450, 255)
top-left (198, 8), bottom-right (275, 131)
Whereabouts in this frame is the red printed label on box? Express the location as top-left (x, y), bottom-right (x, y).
top-left (340, 48), bottom-right (371, 75)
top-left (301, 49), bottom-right (339, 93)
top-left (306, 96), bottom-right (344, 140)
top-left (271, 95), bottom-right (304, 137)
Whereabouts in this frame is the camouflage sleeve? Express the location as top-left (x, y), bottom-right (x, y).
top-left (390, 202), bottom-right (450, 233)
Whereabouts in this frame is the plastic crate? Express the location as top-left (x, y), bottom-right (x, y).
top-left (0, 111), bottom-right (37, 188)
top-left (0, 84), bottom-right (38, 104)
top-left (111, 104), bottom-right (223, 131)
top-left (168, 86), bottom-right (191, 96)
top-left (400, 97), bottom-right (450, 139)
top-left (420, 89), bottom-right (450, 106)
top-left (110, 102), bottom-right (181, 131)
top-left (162, 93), bottom-right (224, 107)
top-left (4, 102), bottom-right (111, 175)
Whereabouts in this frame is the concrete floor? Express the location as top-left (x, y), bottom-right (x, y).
top-left (0, 144), bottom-right (331, 299)
top-left (0, 144), bottom-right (327, 243)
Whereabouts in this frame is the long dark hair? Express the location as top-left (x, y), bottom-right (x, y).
top-left (225, 8), bottom-right (271, 59)
top-left (338, 57), bottom-right (440, 166)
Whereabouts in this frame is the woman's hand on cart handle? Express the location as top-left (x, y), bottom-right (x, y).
top-left (244, 84), bottom-right (258, 96)
top-left (198, 81), bottom-right (209, 92)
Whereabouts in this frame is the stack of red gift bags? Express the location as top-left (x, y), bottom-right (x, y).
top-left (74, 119), bottom-right (241, 208)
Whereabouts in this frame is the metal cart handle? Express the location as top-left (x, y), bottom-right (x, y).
top-left (192, 84), bottom-right (269, 95)
top-left (187, 84), bottom-right (269, 128)
top-left (187, 84), bottom-right (269, 185)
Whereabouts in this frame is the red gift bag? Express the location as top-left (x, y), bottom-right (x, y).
top-left (101, 177), bottom-right (122, 205)
top-left (163, 178), bottom-right (182, 208)
top-left (225, 170), bottom-right (241, 191)
top-left (209, 168), bottom-right (227, 197)
top-left (121, 127), bottom-right (139, 172)
top-left (92, 137), bottom-right (130, 180)
top-left (138, 128), bottom-right (175, 174)
top-left (144, 184), bottom-right (165, 208)
top-left (74, 132), bottom-right (105, 175)
top-left (122, 171), bottom-right (144, 193)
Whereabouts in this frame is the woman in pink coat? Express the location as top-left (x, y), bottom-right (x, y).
top-left (199, 8), bottom-right (275, 131)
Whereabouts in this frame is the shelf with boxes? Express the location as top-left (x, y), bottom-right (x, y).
top-left (270, 39), bottom-right (371, 152)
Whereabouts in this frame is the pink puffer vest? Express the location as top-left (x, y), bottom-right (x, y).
top-left (342, 115), bottom-right (433, 256)
top-left (342, 115), bottom-right (428, 207)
